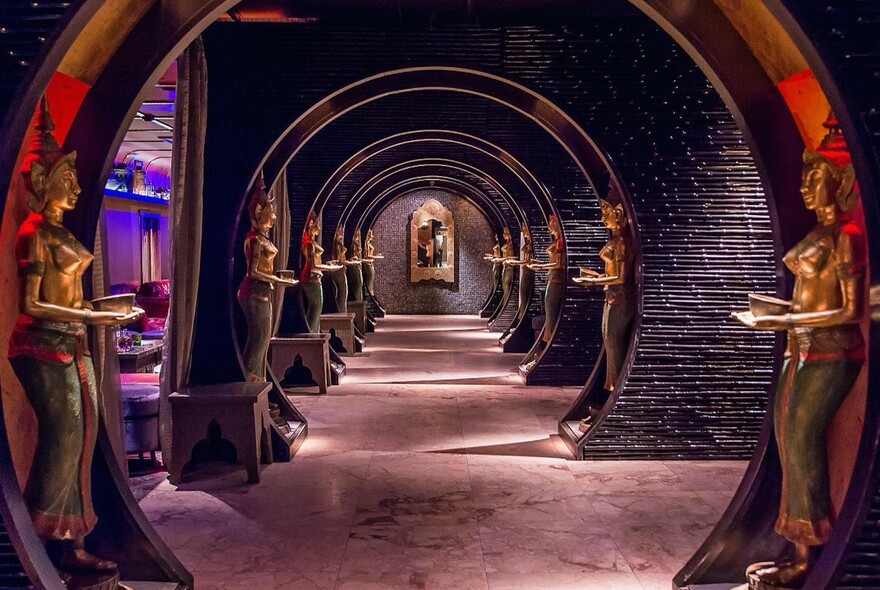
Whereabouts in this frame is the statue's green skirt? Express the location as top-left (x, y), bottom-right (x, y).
top-left (237, 278), bottom-right (274, 381)
top-left (518, 267), bottom-right (535, 318)
top-left (302, 280), bottom-right (323, 334)
top-left (347, 265), bottom-right (364, 303)
top-left (8, 318), bottom-right (98, 541)
top-left (602, 291), bottom-right (635, 391)
top-left (542, 280), bottom-right (564, 343)
top-left (363, 263), bottom-right (375, 297)
top-left (492, 262), bottom-right (502, 291)
top-left (774, 327), bottom-right (863, 546)
top-left (501, 266), bottom-right (514, 306)
top-left (331, 270), bottom-right (348, 312)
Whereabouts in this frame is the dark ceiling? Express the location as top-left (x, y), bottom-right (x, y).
top-left (223, 0), bottom-right (642, 25)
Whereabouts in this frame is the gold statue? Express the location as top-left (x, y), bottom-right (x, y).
top-left (7, 97), bottom-right (143, 575)
top-left (300, 215), bottom-right (342, 333)
top-left (573, 198), bottom-right (635, 392)
top-left (329, 226), bottom-right (355, 312)
top-left (483, 235), bottom-right (503, 295)
top-left (237, 177), bottom-right (298, 382)
top-left (491, 227), bottom-right (516, 304)
top-left (733, 117), bottom-right (865, 589)
top-left (503, 223), bottom-right (536, 333)
top-left (519, 215), bottom-right (566, 372)
top-left (347, 229), bottom-right (365, 303)
top-left (362, 228), bottom-right (383, 298)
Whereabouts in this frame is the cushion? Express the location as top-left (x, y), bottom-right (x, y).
top-left (144, 316), bottom-right (166, 332)
top-left (120, 384), bottom-right (160, 417)
top-left (137, 279), bottom-right (170, 298)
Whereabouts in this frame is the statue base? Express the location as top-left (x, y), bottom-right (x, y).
top-left (745, 562), bottom-right (801, 590)
top-left (63, 569), bottom-right (121, 590)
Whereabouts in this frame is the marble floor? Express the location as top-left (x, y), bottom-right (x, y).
top-left (138, 314), bottom-right (747, 590)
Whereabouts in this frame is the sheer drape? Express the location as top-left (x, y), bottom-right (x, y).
top-left (272, 169), bottom-right (290, 334)
top-left (92, 209), bottom-right (127, 472)
top-left (140, 212), bottom-right (161, 283)
top-left (159, 37), bottom-right (207, 464)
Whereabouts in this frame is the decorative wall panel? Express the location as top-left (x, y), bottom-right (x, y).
top-left (372, 189), bottom-right (495, 314)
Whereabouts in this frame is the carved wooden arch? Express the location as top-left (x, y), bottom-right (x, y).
top-left (340, 158), bottom-right (524, 229)
top-left (321, 130), bottom-right (550, 233)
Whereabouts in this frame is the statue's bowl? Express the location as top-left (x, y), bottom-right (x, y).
top-left (277, 269), bottom-right (296, 281)
top-left (91, 293), bottom-right (136, 314)
top-left (748, 293), bottom-right (790, 317)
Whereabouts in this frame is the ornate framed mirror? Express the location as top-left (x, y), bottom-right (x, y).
top-left (410, 198), bottom-right (455, 283)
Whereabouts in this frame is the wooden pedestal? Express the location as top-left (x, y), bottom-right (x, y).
top-left (168, 382), bottom-right (273, 484)
top-left (269, 334), bottom-right (331, 394)
top-left (320, 313), bottom-right (357, 356)
top-left (348, 301), bottom-right (368, 335)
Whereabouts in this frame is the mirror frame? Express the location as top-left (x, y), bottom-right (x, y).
top-left (410, 198), bottom-right (455, 283)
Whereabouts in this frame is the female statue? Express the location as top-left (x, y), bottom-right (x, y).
top-left (362, 228), bottom-right (383, 298)
top-left (237, 179), bottom-right (298, 382)
top-left (733, 130), bottom-right (865, 588)
top-left (347, 229), bottom-right (365, 303)
top-left (483, 235), bottom-right (502, 295)
top-left (491, 227), bottom-right (516, 304)
top-left (329, 226), bottom-right (350, 312)
top-left (504, 223), bottom-right (536, 320)
top-left (527, 215), bottom-right (566, 345)
top-left (8, 98), bottom-right (142, 572)
top-left (300, 215), bottom-right (342, 333)
top-left (574, 198), bottom-right (635, 393)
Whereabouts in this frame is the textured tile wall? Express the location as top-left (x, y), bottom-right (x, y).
top-left (372, 189), bottom-right (496, 314)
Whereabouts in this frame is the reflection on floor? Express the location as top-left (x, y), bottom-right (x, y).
top-left (139, 314), bottom-right (746, 590)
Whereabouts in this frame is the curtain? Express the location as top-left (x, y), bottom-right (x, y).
top-left (159, 37), bottom-right (207, 465)
top-left (272, 168), bottom-right (290, 335)
top-left (92, 208), bottom-right (127, 473)
top-left (140, 211), bottom-right (161, 282)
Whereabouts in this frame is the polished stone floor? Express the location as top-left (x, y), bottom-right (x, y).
top-left (139, 314), bottom-right (746, 590)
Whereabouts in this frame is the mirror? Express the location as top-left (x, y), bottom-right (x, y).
top-left (410, 198), bottom-right (455, 283)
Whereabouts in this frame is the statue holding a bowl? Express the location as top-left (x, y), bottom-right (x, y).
top-left (732, 117), bottom-right (865, 589)
top-left (7, 98), bottom-right (143, 576)
top-left (237, 177), bottom-right (298, 382)
top-left (503, 223), bottom-right (535, 321)
top-left (491, 227), bottom-right (516, 304)
top-left (300, 214), bottom-right (343, 333)
top-left (573, 197), bottom-right (635, 394)
top-left (362, 228), bottom-right (383, 298)
top-left (519, 215), bottom-right (566, 372)
top-left (347, 229), bottom-right (365, 303)
top-left (483, 235), bottom-right (502, 296)
top-left (329, 226), bottom-right (352, 313)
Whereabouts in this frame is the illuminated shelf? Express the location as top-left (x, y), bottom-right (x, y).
top-left (104, 187), bottom-right (170, 206)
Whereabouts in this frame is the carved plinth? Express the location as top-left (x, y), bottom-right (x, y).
top-left (269, 334), bottom-right (331, 394)
top-left (348, 301), bottom-right (367, 334)
top-left (320, 313), bottom-right (356, 356)
top-left (169, 383), bottom-right (273, 484)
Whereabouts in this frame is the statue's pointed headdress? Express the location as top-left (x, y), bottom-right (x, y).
top-left (302, 211), bottom-right (319, 245)
top-left (21, 96), bottom-right (77, 212)
top-left (804, 112), bottom-right (857, 212)
top-left (247, 170), bottom-right (275, 225)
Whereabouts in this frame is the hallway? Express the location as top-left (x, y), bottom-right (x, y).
top-left (138, 315), bottom-right (745, 590)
